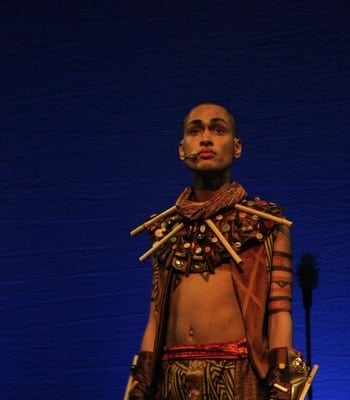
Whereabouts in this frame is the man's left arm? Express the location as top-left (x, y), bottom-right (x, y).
top-left (267, 225), bottom-right (310, 400)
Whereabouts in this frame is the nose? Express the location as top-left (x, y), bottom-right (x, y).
top-left (200, 138), bottom-right (213, 146)
top-left (199, 128), bottom-right (213, 146)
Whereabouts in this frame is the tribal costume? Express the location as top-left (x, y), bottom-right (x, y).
top-left (128, 182), bottom-right (309, 400)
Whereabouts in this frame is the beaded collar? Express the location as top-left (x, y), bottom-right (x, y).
top-left (146, 184), bottom-right (281, 275)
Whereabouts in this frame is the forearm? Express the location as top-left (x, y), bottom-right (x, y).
top-left (268, 312), bottom-right (293, 349)
top-left (140, 301), bottom-right (157, 351)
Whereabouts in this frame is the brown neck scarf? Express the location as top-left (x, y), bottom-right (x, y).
top-left (175, 181), bottom-right (247, 220)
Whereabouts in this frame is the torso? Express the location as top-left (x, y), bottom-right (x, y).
top-left (147, 188), bottom-right (281, 347)
top-left (166, 263), bottom-right (246, 346)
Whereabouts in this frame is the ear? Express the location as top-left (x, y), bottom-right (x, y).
top-left (234, 138), bottom-right (242, 159)
top-left (179, 139), bottom-right (185, 160)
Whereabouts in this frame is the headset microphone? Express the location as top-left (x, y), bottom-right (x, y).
top-left (183, 153), bottom-right (198, 161)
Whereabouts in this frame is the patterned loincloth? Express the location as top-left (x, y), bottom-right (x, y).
top-left (160, 340), bottom-right (264, 400)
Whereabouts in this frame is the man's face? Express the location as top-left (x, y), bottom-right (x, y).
top-left (179, 104), bottom-right (241, 174)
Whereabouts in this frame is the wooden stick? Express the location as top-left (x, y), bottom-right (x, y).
top-left (130, 205), bottom-right (177, 236)
top-left (273, 383), bottom-right (288, 393)
top-left (297, 364), bottom-right (319, 400)
top-left (139, 223), bottom-right (185, 262)
top-left (123, 354), bottom-right (139, 400)
top-left (205, 219), bottom-right (242, 265)
top-left (234, 204), bottom-right (293, 228)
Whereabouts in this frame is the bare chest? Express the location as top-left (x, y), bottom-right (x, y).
top-left (166, 264), bottom-right (245, 345)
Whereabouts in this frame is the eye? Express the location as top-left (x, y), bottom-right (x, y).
top-left (212, 125), bottom-right (226, 135)
top-left (186, 127), bottom-right (201, 136)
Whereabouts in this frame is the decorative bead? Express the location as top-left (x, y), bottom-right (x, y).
top-left (256, 233), bottom-right (263, 241)
top-left (196, 233), bottom-right (205, 242)
top-left (155, 229), bottom-right (163, 238)
top-left (221, 223), bottom-right (230, 232)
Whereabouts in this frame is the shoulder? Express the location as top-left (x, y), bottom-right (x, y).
top-left (240, 197), bottom-right (284, 217)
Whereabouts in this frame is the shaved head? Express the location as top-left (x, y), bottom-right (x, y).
top-left (183, 102), bottom-right (237, 137)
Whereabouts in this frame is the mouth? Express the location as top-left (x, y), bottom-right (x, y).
top-left (198, 150), bottom-right (216, 159)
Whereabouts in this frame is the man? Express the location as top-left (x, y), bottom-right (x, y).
top-left (127, 103), bottom-right (309, 399)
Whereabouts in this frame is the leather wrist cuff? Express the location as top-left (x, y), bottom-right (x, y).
top-left (129, 351), bottom-right (153, 400)
top-left (269, 347), bottom-right (289, 370)
top-left (268, 347), bottom-right (309, 400)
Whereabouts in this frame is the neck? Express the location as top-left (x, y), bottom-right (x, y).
top-left (192, 173), bottom-right (231, 202)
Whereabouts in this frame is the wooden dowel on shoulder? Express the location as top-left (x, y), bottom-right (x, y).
top-left (139, 222), bottom-right (185, 261)
top-left (130, 205), bottom-right (177, 236)
top-left (234, 204), bottom-right (293, 228)
top-left (205, 219), bottom-right (242, 265)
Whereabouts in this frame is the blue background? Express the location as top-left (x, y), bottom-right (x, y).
top-left (1, 1), bottom-right (349, 399)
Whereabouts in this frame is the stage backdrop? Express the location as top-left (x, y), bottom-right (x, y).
top-left (1, 1), bottom-right (349, 399)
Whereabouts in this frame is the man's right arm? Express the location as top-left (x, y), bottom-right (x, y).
top-left (127, 301), bottom-right (157, 400)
